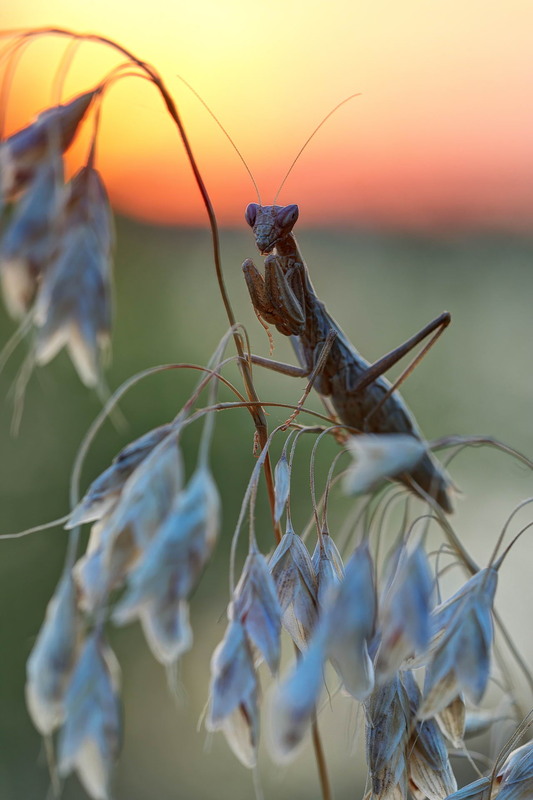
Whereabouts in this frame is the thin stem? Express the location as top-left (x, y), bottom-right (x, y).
top-left (311, 715), bottom-right (333, 800)
top-left (0, 25), bottom-right (280, 541)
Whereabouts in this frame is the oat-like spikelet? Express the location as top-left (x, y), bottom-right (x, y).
top-left (436, 695), bottom-right (466, 748)
top-left (73, 515), bottom-right (137, 613)
top-left (343, 434), bottom-right (427, 496)
top-left (311, 529), bottom-right (345, 609)
top-left (0, 89), bottom-right (99, 202)
top-left (97, 432), bottom-right (183, 553)
top-left (73, 519), bottom-right (110, 613)
top-left (68, 424), bottom-right (174, 528)
top-left (268, 633), bottom-right (327, 763)
top-left (232, 547), bottom-right (282, 674)
top-left (34, 164), bottom-right (114, 386)
top-left (58, 630), bottom-right (121, 800)
top-left (365, 673), bottom-right (411, 800)
top-left (420, 569), bottom-right (497, 719)
top-left (496, 741), bottom-right (533, 799)
top-left (375, 543), bottom-right (434, 682)
top-left (273, 449), bottom-right (290, 523)
top-left (269, 527), bottom-right (318, 651)
top-left (26, 573), bottom-right (83, 735)
top-left (323, 541), bottom-right (376, 700)
top-left (0, 157), bottom-right (64, 318)
top-left (403, 671), bottom-right (457, 800)
top-left (206, 619), bottom-right (259, 768)
top-left (113, 463), bottom-right (220, 664)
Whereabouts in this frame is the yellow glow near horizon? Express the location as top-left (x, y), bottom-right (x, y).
top-left (1, 1), bottom-right (532, 229)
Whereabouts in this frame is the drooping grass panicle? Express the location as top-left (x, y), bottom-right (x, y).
top-left (25, 572), bottom-right (83, 736)
top-left (57, 628), bottom-right (121, 800)
top-left (206, 618), bottom-right (260, 768)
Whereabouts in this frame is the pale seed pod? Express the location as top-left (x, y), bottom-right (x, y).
top-left (402, 671), bottom-right (457, 800)
top-left (496, 741), bottom-right (533, 800)
top-left (232, 548), bottom-right (282, 674)
top-left (97, 432), bottom-right (183, 555)
top-left (323, 541), bottom-right (376, 700)
top-left (0, 88), bottom-right (99, 202)
top-left (273, 450), bottom-right (290, 523)
top-left (33, 165), bottom-right (114, 387)
top-left (73, 514), bottom-right (140, 613)
top-left (365, 674), bottom-right (411, 800)
top-left (73, 519), bottom-right (111, 613)
top-left (269, 527), bottom-right (318, 651)
top-left (67, 424), bottom-right (174, 528)
top-left (375, 543), bottom-right (434, 682)
top-left (420, 569), bottom-right (497, 719)
top-left (113, 464), bottom-right (220, 665)
top-left (206, 619), bottom-right (259, 768)
top-left (58, 630), bottom-right (121, 800)
top-left (0, 156), bottom-right (64, 318)
top-left (25, 573), bottom-right (83, 735)
top-left (436, 695), bottom-right (466, 748)
top-left (267, 634), bottom-right (327, 763)
top-left (343, 434), bottom-right (427, 496)
top-left (311, 530), bottom-right (345, 609)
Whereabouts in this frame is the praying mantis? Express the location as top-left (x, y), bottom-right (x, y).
top-left (242, 202), bottom-right (454, 513)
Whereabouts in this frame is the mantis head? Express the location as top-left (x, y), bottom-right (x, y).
top-left (245, 203), bottom-right (299, 254)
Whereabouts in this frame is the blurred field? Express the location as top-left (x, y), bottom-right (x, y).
top-left (0, 217), bottom-right (532, 799)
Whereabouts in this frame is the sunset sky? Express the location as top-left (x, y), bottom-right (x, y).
top-left (1, 1), bottom-right (532, 230)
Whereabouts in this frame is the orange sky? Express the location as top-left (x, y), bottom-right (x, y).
top-left (1, 2), bottom-right (533, 231)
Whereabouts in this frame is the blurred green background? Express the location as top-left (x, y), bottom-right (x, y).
top-left (1, 217), bottom-right (532, 799)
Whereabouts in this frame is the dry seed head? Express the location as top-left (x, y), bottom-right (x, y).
top-left (0, 89), bottom-right (99, 202)
top-left (269, 528), bottom-right (318, 651)
top-left (273, 451), bottom-right (290, 523)
top-left (402, 671), bottom-right (457, 800)
top-left (420, 568), bottom-right (497, 719)
top-left (73, 519), bottom-right (111, 613)
top-left (138, 599), bottom-right (193, 666)
top-left (33, 165), bottom-right (114, 386)
top-left (322, 541), bottom-right (376, 700)
top-left (0, 157), bottom-right (64, 318)
top-left (268, 634), bottom-right (327, 763)
top-left (311, 530), bottom-right (345, 609)
top-left (435, 695), bottom-right (466, 748)
top-left (496, 741), bottom-right (533, 799)
top-left (343, 434), bottom-right (427, 496)
top-left (98, 432), bottom-right (183, 554)
top-left (112, 464), bottom-right (220, 665)
top-left (58, 630), bottom-right (121, 800)
top-left (68, 423), bottom-right (174, 528)
top-left (26, 573), bottom-right (83, 735)
top-left (232, 549), bottom-right (282, 674)
top-left (206, 619), bottom-right (259, 768)
top-left (375, 543), bottom-right (434, 682)
top-left (365, 674), bottom-right (411, 800)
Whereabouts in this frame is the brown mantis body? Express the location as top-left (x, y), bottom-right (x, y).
top-left (242, 203), bottom-right (454, 513)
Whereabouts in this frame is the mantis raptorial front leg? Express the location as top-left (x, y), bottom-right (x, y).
top-left (243, 203), bottom-right (455, 512)
top-left (242, 254), bottom-right (305, 338)
top-left (244, 251), bottom-right (451, 422)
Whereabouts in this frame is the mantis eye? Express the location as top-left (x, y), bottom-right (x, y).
top-left (245, 203), bottom-right (259, 227)
top-left (279, 204), bottom-right (299, 229)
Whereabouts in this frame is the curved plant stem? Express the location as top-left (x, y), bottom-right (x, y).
top-left (311, 715), bottom-right (332, 800)
top-left (1, 25), bottom-right (281, 538)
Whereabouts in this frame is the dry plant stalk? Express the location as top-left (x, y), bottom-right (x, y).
top-left (0, 26), bottom-right (532, 800)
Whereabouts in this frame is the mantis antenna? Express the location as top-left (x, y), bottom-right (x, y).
top-left (176, 74), bottom-right (262, 204)
top-left (273, 92), bottom-right (362, 204)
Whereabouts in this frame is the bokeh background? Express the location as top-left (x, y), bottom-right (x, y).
top-left (0, 3), bottom-right (532, 800)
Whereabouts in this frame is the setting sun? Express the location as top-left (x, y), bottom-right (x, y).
top-left (1, 2), bottom-right (532, 230)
